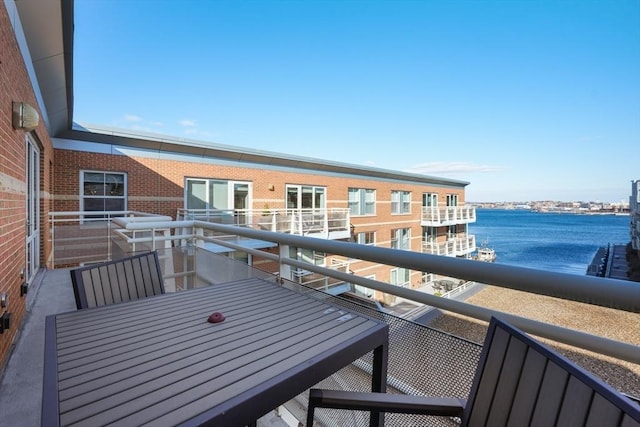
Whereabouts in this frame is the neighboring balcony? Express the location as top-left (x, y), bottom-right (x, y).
top-left (422, 234), bottom-right (476, 257)
top-left (421, 204), bottom-right (476, 226)
top-left (177, 208), bottom-right (351, 240)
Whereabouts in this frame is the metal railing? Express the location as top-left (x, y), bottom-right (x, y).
top-left (48, 211), bottom-right (640, 364)
top-left (113, 218), bottom-right (640, 364)
top-left (421, 205), bottom-right (477, 225)
top-left (422, 234), bottom-right (477, 257)
top-left (176, 207), bottom-right (351, 238)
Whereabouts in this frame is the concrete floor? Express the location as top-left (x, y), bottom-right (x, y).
top-left (0, 268), bottom-right (290, 427)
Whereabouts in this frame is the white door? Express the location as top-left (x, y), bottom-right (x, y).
top-left (25, 135), bottom-right (40, 284)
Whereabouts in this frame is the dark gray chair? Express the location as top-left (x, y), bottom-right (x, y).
top-left (70, 251), bottom-right (165, 309)
top-left (307, 317), bottom-right (640, 427)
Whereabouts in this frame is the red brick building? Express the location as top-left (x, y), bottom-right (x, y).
top-left (0, 0), bottom-right (475, 366)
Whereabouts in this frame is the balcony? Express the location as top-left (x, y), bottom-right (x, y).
top-left (177, 208), bottom-right (351, 240)
top-left (422, 234), bottom-right (476, 257)
top-left (421, 205), bottom-right (476, 226)
top-left (3, 211), bottom-right (638, 426)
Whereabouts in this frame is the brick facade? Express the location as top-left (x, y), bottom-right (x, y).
top-left (54, 147), bottom-right (467, 294)
top-left (0, 5), bottom-right (54, 366)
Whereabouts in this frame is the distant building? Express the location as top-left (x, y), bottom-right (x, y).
top-left (631, 180), bottom-right (640, 257)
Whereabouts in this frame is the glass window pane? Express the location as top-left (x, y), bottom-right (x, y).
top-left (83, 198), bottom-right (105, 212)
top-left (105, 173), bottom-right (124, 196)
top-left (84, 172), bottom-right (105, 196)
top-left (210, 180), bottom-right (229, 210)
top-left (105, 198), bottom-right (125, 211)
top-left (187, 180), bottom-right (207, 210)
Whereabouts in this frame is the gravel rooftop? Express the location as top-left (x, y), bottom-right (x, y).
top-left (428, 285), bottom-right (640, 397)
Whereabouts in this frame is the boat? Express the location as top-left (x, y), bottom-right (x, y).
top-left (473, 240), bottom-right (496, 262)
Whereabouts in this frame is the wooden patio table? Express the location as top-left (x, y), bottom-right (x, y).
top-left (42, 277), bottom-right (389, 427)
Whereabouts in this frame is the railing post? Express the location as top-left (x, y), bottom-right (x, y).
top-left (279, 244), bottom-right (291, 282)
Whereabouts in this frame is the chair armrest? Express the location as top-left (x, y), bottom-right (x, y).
top-left (308, 389), bottom-right (466, 416)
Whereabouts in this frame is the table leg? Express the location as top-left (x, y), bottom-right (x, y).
top-left (369, 342), bottom-right (389, 427)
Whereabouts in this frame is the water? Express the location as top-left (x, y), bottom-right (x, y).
top-left (469, 209), bottom-right (630, 275)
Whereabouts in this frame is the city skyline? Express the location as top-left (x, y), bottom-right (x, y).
top-left (73, 0), bottom-right (639, 203)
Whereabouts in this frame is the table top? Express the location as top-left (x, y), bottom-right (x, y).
top-left (42, 277), bottom-right (388, 427)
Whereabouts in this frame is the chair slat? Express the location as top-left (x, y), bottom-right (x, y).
top-left (465, 325), bottom-right (511, 426)
top-left (530, 361), bottom-right (570, 425)
top-left (585, 393), bottom-right (623, 427)
top-left (506, 348), bottom-right (547, 426)
top-left (70, 251), bottom-right (165, 309)
top-left (556, 375), bottom-right (594, 426)
top-left (486, 335), bottom-right (528, 426)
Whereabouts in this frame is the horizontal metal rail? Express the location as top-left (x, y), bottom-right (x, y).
top-left (118, 219), bottom-right (640, 363)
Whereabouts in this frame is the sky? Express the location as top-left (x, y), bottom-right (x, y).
top-left (73, 0), bottom-right (640, 203)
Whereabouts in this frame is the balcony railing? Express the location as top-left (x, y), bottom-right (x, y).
top-left (56, 213), bottom-right (634, 361)
top-left (177, 207), bottom-right (351, 239)
top-left (44, 210), bottom-right (640, 423)
top-left (421, 205), bottom-right (477, 225)
top-left (422, 234), bottom-right (476, 257)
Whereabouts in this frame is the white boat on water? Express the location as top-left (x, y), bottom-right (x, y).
top-left (473, 240), bottom-right (496, 262)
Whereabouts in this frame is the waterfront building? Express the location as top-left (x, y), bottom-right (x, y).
top-left (0, 0), bottom-right (475, 366)
top-left (631, 180), bottom-right (640, 256)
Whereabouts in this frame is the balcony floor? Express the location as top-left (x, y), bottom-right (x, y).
top-left (0, 268), bottom-right (289, 427)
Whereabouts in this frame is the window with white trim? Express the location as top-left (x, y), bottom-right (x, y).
top-left (390, 268), bottom-right (410, 288)
top-left (357, 231), bottom-right (375, 245)
top-left (348, 188), bottom-right (376, 216)
top-left (81, 171), bottom-right (126, 212)
top-left (391, 190), bottom-right (411, 214)
top-left (391, 228), bottom-right (411, 250)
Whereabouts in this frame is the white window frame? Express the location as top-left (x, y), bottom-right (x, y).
top-left (348, 188), bottom-right (376, 216)
top-left (80, 170), bottom-right (127, 213)
top-left (390, 268), bottom-right (410, 288)
top-left (391, 228), bottom-right (411, 250)
top-left (357, 231), bottom-right (376, 245)
top-left (391, 190), bottom-right (411, 214)
top-left (286, 184), bottom-right (326, 210)
top-left (184, 178), bottom-right (251, 211)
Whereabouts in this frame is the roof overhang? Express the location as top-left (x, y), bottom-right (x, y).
top-left (15, 0), bottom-right (74, 136)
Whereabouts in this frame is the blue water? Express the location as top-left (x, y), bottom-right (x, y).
top-left (469, 209), bottom-right (630, 275)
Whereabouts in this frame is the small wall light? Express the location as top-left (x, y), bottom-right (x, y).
top-left (268, 184), bottom-right (275, 191)
top-left (12, 102), bottom-right (40, 131)
top-left (0, 293), bottom-right (6, 308)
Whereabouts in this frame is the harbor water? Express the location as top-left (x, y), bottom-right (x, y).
top-left (469, 209), bottom-right (630, 275)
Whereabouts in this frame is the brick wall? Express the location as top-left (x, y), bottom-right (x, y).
top-left (0, 4), bottom-right (55, 367)
top-left (54, 146), bottom-right (467, 292)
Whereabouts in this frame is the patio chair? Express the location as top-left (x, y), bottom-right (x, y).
top-left (307, 316), bottom-right (640, 427)
top-left (70, 251), bottom-right (165, 309)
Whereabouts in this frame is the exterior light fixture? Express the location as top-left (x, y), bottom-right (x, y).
top-left (12, 102), bottom-right (39, 131)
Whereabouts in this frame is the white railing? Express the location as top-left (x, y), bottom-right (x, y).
top-left (421, 204), bottom-right (477, 225)
top-left (422, 235), bottom-right (477, 257)
top-left (176, 208), bottom-right (350, 238)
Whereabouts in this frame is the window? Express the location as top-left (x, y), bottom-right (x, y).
top-left (357, 231), bottom-right (375, 245)
top-left (348, 188), bottom-right (376, 216)
top-left (446, 194), bottom-right (459, 206)
top-left (391, 228), bottom-right (411, 250)
top-left (287, 185), bottom-right (325, 209)
top-left (390, 268), bottom-right (410, 288)
top-left (423, 193), bottom-right (438, 207)
top-left (354, 275), bottom-right (376, 298)
top-left (185, 178), bottom-right (250, 211)
top-left (423, 226), bottom-right (437, 242)
top-left (391, 190), bottom-right (411, 214)
top-left (81, 171), bottom-right (126, 212)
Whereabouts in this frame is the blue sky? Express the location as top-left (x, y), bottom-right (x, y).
top-left (73, 0), bottom-right (639, 203)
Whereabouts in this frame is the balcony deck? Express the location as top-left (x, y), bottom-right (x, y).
top-left (0, 268), bottom-right (290, 426)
